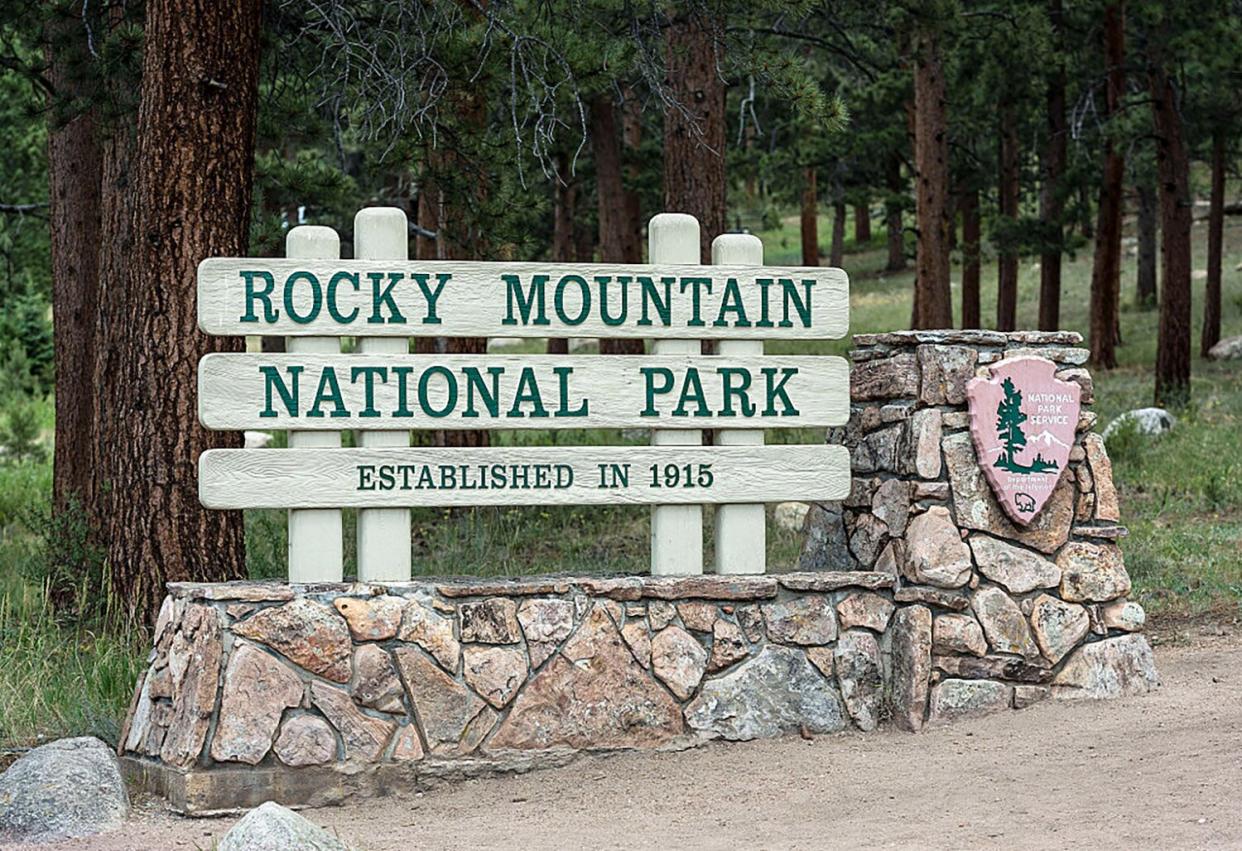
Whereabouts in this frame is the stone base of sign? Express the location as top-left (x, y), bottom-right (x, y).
top-left (801, 329), bottom-right (1158, 731)
top-left (120, 559), bottom-right (1156, 812)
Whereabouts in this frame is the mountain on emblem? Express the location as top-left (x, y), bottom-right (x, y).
top-left (965, 356), bottom-right (1081, 526)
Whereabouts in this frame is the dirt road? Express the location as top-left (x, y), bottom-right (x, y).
top-left (19, 630), bottom-right (1242, 850)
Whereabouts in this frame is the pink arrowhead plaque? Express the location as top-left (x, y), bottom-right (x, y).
top-left (965, 356), bottom-right (1081, 526)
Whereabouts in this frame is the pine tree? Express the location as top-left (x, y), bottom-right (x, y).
top-left (994, 377), bottom-right (1028, 472)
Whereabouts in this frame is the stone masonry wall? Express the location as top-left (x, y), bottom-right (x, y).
top-left (800, 329), bottom-right (1158, 731)
top-left (121, 571), bottom-right (916, 813)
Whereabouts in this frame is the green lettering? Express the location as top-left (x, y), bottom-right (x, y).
top-left (554, 274), bottom-right (591, 325)
top-left (284, 271), bottom-right (322, 324)
top-left (307, 367), bottom-right (348, 418)
top-left (717, 367), bottom-right (755, 417)
top-left (240, 271), bottom-right (278, 323)
top-left (762, 367), bottom-right (800, 416)
top-left (672, 368), bottom-right (711, 417)
top-left (640, 367), bottom-right (675, 416)
top-left (368, 272), bottom-right (407, 324)
top-left (679, 277), bottom-right (713, 327)
top-left (713, 278), bottom-right (751, 327)
top-left (259, 365), bottom-right (302, 417)
top-left (507, 367), bottom-right (550, 417)
top-left (638, 276), bottom-right (672, 326)
top-left (326, 272), bottom-right (360, 323)
top-left (412, 272), bottom-right (450, 325)
top-left (350, 366), bottom-right (388, 417)
top-left (553, 366), bottom-right (589, 418)
top-left (417, 365), bottom-right (458, 418)
top-left (462, 366), bottom-right (504, 418)
top-left (501, 274), bottom-right (550, 326)
top-left (779, 278), bottom-right (814, 328)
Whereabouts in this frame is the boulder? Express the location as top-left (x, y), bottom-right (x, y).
top-left (218, 802), bottom-right (350, 851)
top-left (651, 626), bottom-right (708, 699)
top-left (968, 534), bottom-right (1060, 594)
top-left (1100, 599), bottom-right (1146, 632)
top-left (761, 595), bottom-right (838, 645)
top-left (490, 605), bottom-right (683, 750)
top-left (903, 506), bottom-right (973, 588)
top-left (932, 613), bottom-right (987, 657)
top-left (685, 646), bottom-right (847, 740)
top-left (1207, 334), bottom-right (1242, 361)
top-left (1101, 407), bottom-right (1176, 441)
top-left (1052, 634), bottom-right (1160, 699)
top-left (971, 586), bottom-right (1039, 657)
top-left (888, 605), bottom-right (932, 732)
top-left (233, 598), bottom-right (351, 683)
top-left (928, 679), bottom-right (1012, 725)
top-left (0, 737), bottom-right (128, 844)
top-left (1028, 594), bottom-right (1090, 664)
top-left (1057, 541), bottom-right (1131, 602)
top-left (833, 630), bottom-right (884, 732)
top-left (835, 592), bottom-right (895, 633)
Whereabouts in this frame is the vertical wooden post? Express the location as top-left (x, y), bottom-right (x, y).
top-left (286, 226), bottom-right (344, 582)
top-left (648, 213), bottom-right (703, 576)
top-left (712, 233), bottom-right (766, 575)
top-left (354, 207), bottom-right (413, 582)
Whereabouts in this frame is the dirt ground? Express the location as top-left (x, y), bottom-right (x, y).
top-left (14, 627), bottom-right (1242, 851)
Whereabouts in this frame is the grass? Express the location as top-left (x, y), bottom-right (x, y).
top-left (0, 208), bottom-right (1239, 750)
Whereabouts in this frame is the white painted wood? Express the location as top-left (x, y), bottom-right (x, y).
top-left (196, 353), bottom-right (850, 431)
top-left (354, 208), bottom-right (412, 583)
top-left (199, 445), bottom-right (852, 509)
top-left (712, 234), bottom-right (767, 576)
top-left (284, 226), bottom-right (344, 583)
top-left (196, 257), bottom-right (850, 340)
top-left (649, 214), bottom-right (703, 577)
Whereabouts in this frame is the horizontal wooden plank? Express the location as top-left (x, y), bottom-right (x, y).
top-left (197, 258), bottom-right (849, 339)
top-left (198, 354), bottom-right (849, 431)
top-left (199, 445), bottom-right (851, 508)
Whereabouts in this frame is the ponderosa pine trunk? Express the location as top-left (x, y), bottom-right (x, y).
top-left (1202, 129), bottom-right (1225, 357)
top-left (47, 7), bottom-right (102, 518)
top-left (801, 166), bottom-right (819, 266)
top-left (854, 202), bottom-right (871, 244)
top-left (1136, 180), bottom-right (1158, 307)
top-left (547, 152), bottom-right (574, 355)
top-left (1089, 2), bottom-right (1125, 370)
top-left (961, 188), bottom-right (981, 329)
top-left (912, 29), bottom-right (952, 329)
top-left (664, 11), bottom-right (725, 261)
top-left (1149, 59), bottom-right (1192, 406)
top-left (1038, 0), bottom-right (1068, 331)
top-left (885, 153), bottom-right (906, 272)
top-left (93, 0), bottom-right (261, 625)
top-left (829, 201), bottom-right (846, 267)
top-left (996, 102), bottom-right (1020, 332)
top-left (621, 88), bottom-right (643, 264)
top-left (592, 95), bottom-right (643, 355)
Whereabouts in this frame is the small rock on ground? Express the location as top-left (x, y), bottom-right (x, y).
top-left (1101, 407), bottom-right (1176, 441)
top-left (218, 801), bottom-right (351, 851)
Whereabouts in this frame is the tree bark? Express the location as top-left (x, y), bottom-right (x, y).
top-left (1136, 179), bottom-right (1158, 307)
top-left (592, 95), bottom-right (643, 355)
top-left (548, 153), bottom-right (574, 355)
top-left (912, 29), bottom-right (952, 329)
top-left (414, 174), bottom-right (441, 355)
top-left (800, 166), bottom-right (818, 266)
top-left (93, 0), bottom-right (262, 625)
top-left (1202, 129), bottom-right (1225, 357)
top-left (996, 102), bottom-right (1020, 332)
top-left (961, 188), bottom-right (981, 329)
top-left (829, 201), bottom-right (846, 267)
top-left (1089, 3), bottom-right (1125, 370)
top-left (47, 8), bottom-right (102, 518)
top-left (1149, 59), bottom-right (1192, 406)
top-left (854, 201), bottom-right (871, 244)
top-left (1038, 0), bottom-right (1067, 331)
top-left (663, 11), bottom-right (725, 262)
top-left (885, 153), bottom-right (906, 272)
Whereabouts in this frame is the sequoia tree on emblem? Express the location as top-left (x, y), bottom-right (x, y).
top-left (965, 357), bottom-right (1081, 525)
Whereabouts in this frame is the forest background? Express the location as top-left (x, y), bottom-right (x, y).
top-left (0, 0), bottom-right (1238, 751)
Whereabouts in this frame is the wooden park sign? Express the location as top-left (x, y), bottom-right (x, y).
top-left (195, 210), bottom-right (852, 580)
top-left (966, 356), bottom-right (1081, 525)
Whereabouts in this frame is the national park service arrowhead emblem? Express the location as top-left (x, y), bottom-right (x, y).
top-left (966, 356), bottom-right (1081, 526)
